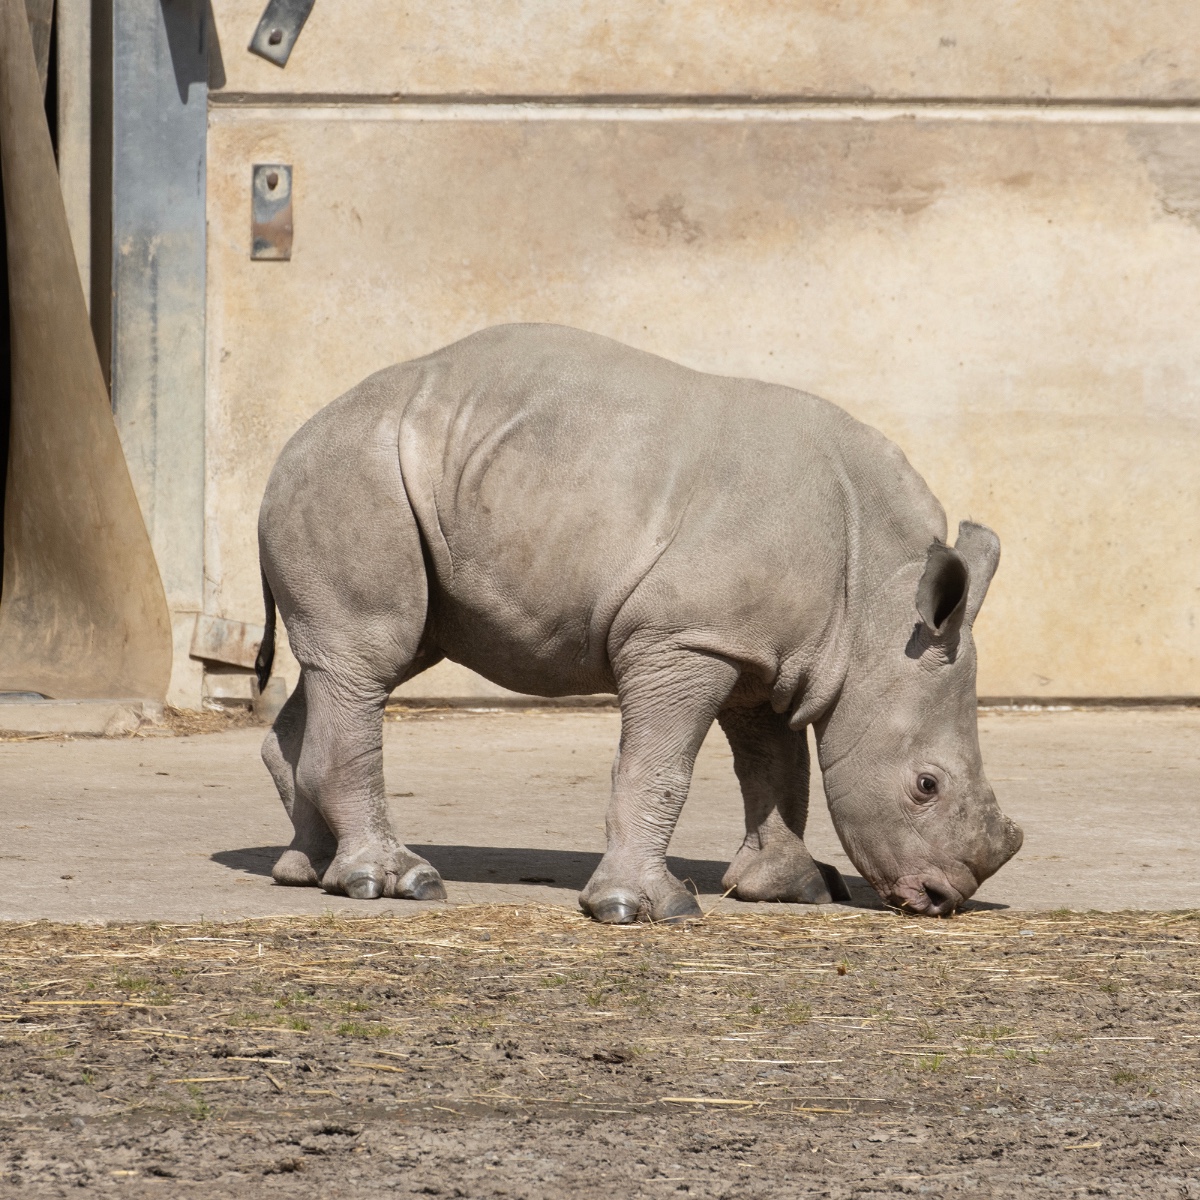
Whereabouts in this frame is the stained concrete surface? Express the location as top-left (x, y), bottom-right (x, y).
top-left (205, 110), bottom-right (1200, 708)
top-left (0, 706), bottom-right (1196, 923)
top-left (212, 0), bottom-right (1200, 100)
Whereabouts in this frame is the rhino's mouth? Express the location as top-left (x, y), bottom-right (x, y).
top-left (884, 873), bottom-right (966, 917)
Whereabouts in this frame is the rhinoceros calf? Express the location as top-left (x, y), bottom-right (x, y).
top-left (255, 324), bottom-right (1022, 921)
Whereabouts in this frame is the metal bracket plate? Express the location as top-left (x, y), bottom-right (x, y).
top-left (248, 0), bottom-right (316, 68)
top-left (251, 164), bottom-right (293, 260)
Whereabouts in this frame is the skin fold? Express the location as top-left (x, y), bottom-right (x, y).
top-left (256, 324), bottom-right (1022, 922)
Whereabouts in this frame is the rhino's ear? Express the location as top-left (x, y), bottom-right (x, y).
top-left (915, 542), bottom-right (969, 637)
top-left (953, 521), bottom-right (1001, 627)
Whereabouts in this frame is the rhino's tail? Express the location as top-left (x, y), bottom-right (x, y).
top-left (255, 568), bottom-right (276, 693)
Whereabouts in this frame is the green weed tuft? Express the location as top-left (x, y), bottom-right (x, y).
top-left (336, 1021), bottom-right (390, 1038)
top-left (783, 1001), bottom-right (812, 1026)
top-left (185, 1083), bottom-right (211, 1120)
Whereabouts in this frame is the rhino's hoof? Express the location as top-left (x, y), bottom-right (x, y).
top-left (399, 865), bottom-right (447, 902)
top-left (654, 892), bottom-right (703, 925)
top-left (344, 869), bottom-right (384, 900)
top-left (588, 894), bottom-right (639, 925)
top-left (817, 861), bottom-right (851, 903)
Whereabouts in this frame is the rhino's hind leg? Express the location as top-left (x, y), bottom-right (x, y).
top-left (262, 667), bottom-right (445, 900)
top-left (291, 665), bottom-right (446, 903)
top-left (262, 672), bottom-right (337, 886)
top-left (579, 646), bottom-right (740, 925)
top-left (259, 422), bottom-right (446, 904)
top-left (718, 705), bottom-right (849, 905)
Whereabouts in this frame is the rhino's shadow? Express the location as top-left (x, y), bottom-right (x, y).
top-left (211, 843), bottom-right (912, 910)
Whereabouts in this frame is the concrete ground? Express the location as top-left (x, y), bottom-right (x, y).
top-left (0, 707), bottom-right (1196, 923)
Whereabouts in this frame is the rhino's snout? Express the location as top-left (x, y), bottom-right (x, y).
top-left (886, 872), bottom-right (965, 917)
top-left (887, 815), bottom-right (1023, 916)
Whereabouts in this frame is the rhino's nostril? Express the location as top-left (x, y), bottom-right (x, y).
top-left (922, 883), bottom-right (954, 914)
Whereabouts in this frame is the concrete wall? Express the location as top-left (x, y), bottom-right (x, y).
top-left (212, 1), bottom-right (1200, 101)
top-left (200, 3), bottom-right (1200, 703)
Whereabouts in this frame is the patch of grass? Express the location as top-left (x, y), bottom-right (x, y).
top-left (336, 1021), bottom-right (390, 1038)
top-left (225, 1011), bottom-right (268, 1027)
top-left (1099, 981), bottom-right (1120, 994)
top-left (452, 1015), bottom-right (493, 1032)
top-left (1003, 1048), bottom-right (1041, 1065)
top-left (341, 1000), bottom-right (374, 1014)
top-left (111, 973), bottom-right (175, 1006)
top-left (915, 1054), bottom-right (946, 1073)
top-left (914, 1021), bottom-right (938, 1043)
top-left (81, 1070), bottom-right (95, 1086)
top-left (185, 1083), bottom-right (211, 1120)
top-left (1112, 1068), bottom-right (1139, 1085)
top-left (965, 1024), bottom-right (1016, 1043)
top-left (273, 990), bottom-right (315, 1009)
top-left (783, 1001), bottom-right (812, 1026)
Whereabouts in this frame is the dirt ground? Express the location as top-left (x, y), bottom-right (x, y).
top-left (1, 905), bottom-right (1197, 1198)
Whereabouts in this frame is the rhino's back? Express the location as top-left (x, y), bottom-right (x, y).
top-left (391, 324), bottom-right (941, 696)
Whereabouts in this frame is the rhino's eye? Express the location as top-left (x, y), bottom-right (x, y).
top-left (916, 773), bottom-right (939, 798)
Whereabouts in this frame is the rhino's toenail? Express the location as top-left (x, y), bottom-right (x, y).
top-left (590, 896), bottom-right (639, 925)
top-left (656, 893), bottom-right (703, 923)
top-left (411, 877), bottom-right (447, 901)
top-left (817, 861), bottom-right (851, 903)
top-left (399, 865), bottom-right (447, 901)
top-left (345, 870), bottom-right (383, 900)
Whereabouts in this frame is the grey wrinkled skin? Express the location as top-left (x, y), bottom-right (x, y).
top-left (257, 324), bottom-right (1022, 923)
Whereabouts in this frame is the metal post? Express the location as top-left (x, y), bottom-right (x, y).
top-left (110, 0), bottom-right (208, 706)
top-left (56, 0), bottom-right (91, 306)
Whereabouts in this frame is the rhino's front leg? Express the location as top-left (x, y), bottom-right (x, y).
top-left (580, 647), bottom-right (740, 924)
top-left (293, 669), bottom-right (446, 901)
top-left (717, 704), bottom-right (849, 904)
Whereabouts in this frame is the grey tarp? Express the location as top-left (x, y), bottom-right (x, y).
top-left (0, 0), bottom-right (172, 700)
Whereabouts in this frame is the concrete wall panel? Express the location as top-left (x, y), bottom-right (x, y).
top-left (209, 2), bottom-right (1200, 101)
top-left (206, 110), bottom-right (1200, 699)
